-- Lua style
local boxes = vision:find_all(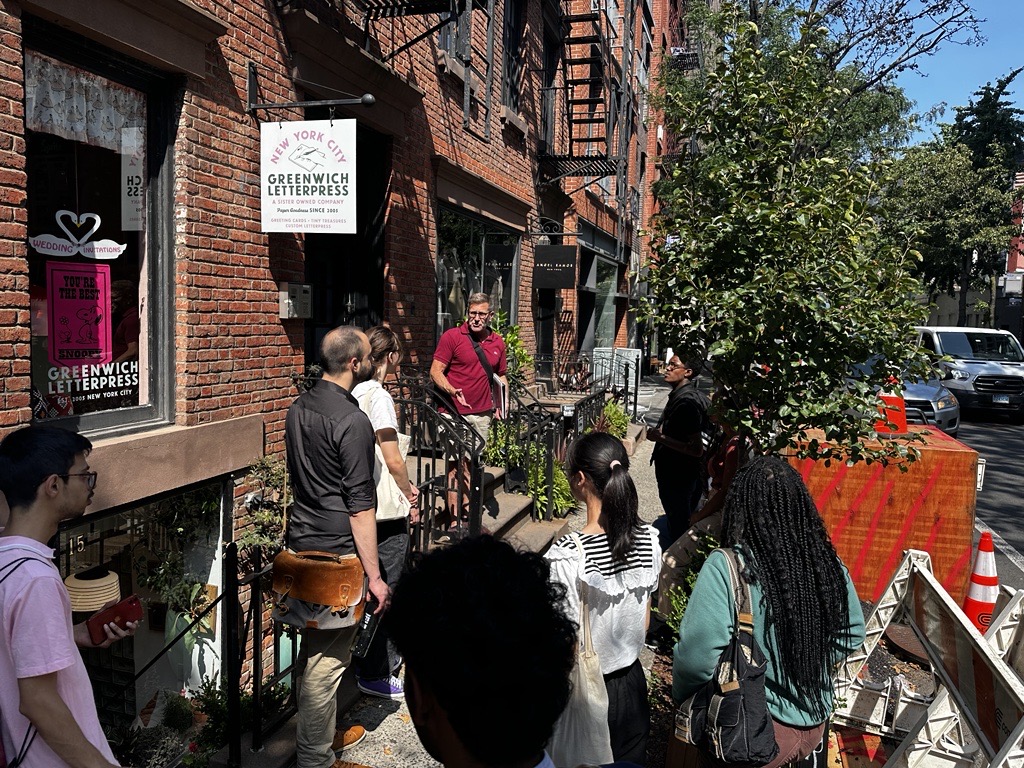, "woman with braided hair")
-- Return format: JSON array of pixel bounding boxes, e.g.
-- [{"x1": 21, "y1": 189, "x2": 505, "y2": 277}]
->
[{"x1": 672, "y1": 455, "x2": 865, "y2": 767}]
